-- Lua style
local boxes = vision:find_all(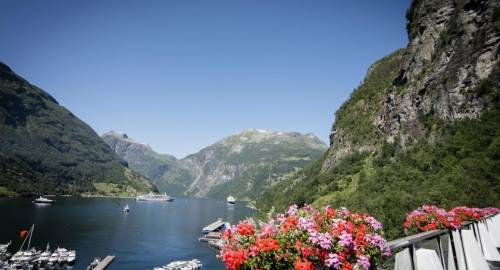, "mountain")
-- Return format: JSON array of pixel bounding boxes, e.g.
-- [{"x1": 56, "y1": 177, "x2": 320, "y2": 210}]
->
[
  {"x1": 257, "y1": 0, "x2": 500, "y2": 238},
  {"x1": 103, "y1": 129, "x2": 328, "y2": 200},
  {"x1": 0, "y1": 62, "x2": 155, "y2": 197},
  {"x1": 101, "y1": 131, "x2": 193, "y2": 195}
]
